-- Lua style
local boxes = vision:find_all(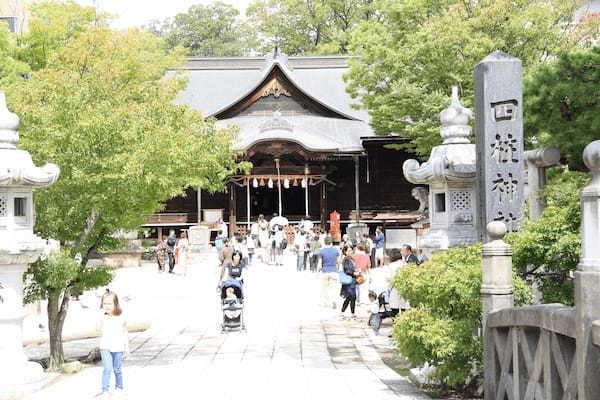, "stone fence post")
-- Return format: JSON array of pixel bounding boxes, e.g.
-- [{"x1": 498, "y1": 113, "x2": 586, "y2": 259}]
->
[
  {"x1": 481, "y1": 221, "x2": 514, "y2": 400},
  {"x1": 575, "y1": 140, "x2": 600, "y2": 400},
  {"x1": 524, "y1": 147, "x2": 561, "y2": 221}
]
